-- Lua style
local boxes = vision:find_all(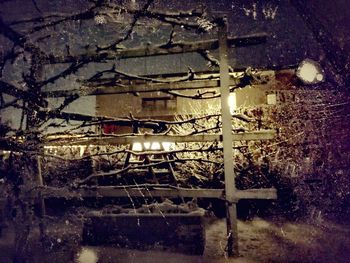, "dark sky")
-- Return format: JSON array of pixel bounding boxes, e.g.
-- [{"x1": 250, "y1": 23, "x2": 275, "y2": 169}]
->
[
  {"x1": 0, "y1": 0, "x2": 349, "y2": 78},
  {"x1": 1, "y1": 0, "x2": 349, "y2": 127},
  {"x1": 304, "y1": 0, "x2": 350, "y2": 51}
]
